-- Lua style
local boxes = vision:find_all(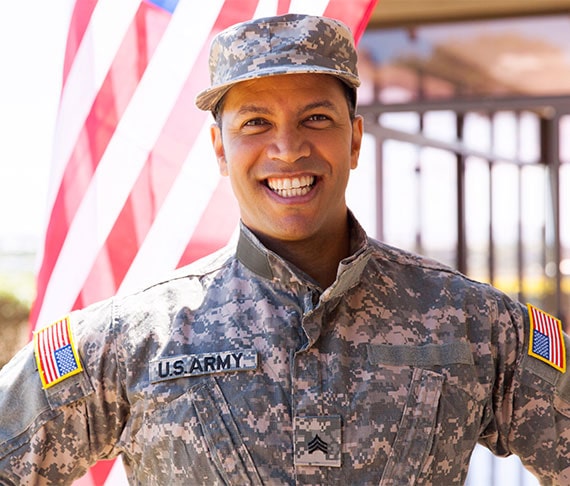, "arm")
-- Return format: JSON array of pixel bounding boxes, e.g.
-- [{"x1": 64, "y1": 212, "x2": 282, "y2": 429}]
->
[
  {"x1": 0, "y1": 299, "x2": 128, "y2": 484},
  {"x1": 480, "y1": 296, "x2": 570, "y2": 485}
]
